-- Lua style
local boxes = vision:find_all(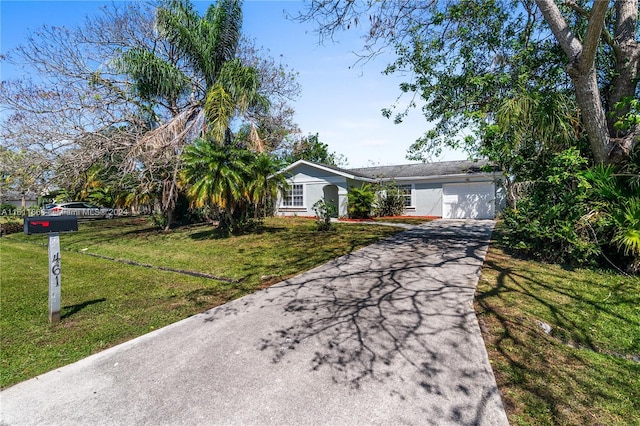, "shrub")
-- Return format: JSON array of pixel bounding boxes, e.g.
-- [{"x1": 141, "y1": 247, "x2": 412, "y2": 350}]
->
[
  {"x1": 501, "y1": 147, "x2": 640, "y2": 272},
  {"x1": 313, "y1": 199, "x2": 336, "y2": 231},
  {"x1": 500, "y1": 148, "x2": 599, "y2": 266},
  {"x1": 1, "y1": 221, "x2": 23, "y2": 236},
  {"x1": 150, "y1": 213, "x2": 169, "y2": 230},
  {"x1": 374, "y1": 183, "x2": 405, "y2": 217},
  {"x1": 1, "y1": 203, "x2": 17, "y2": 214},
  {"x1": 347, "y1": 185, "x2": 375, "y2": 219},
  {"x1": 610, "y1": 198, "x2": 640, "y2": 273}
]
